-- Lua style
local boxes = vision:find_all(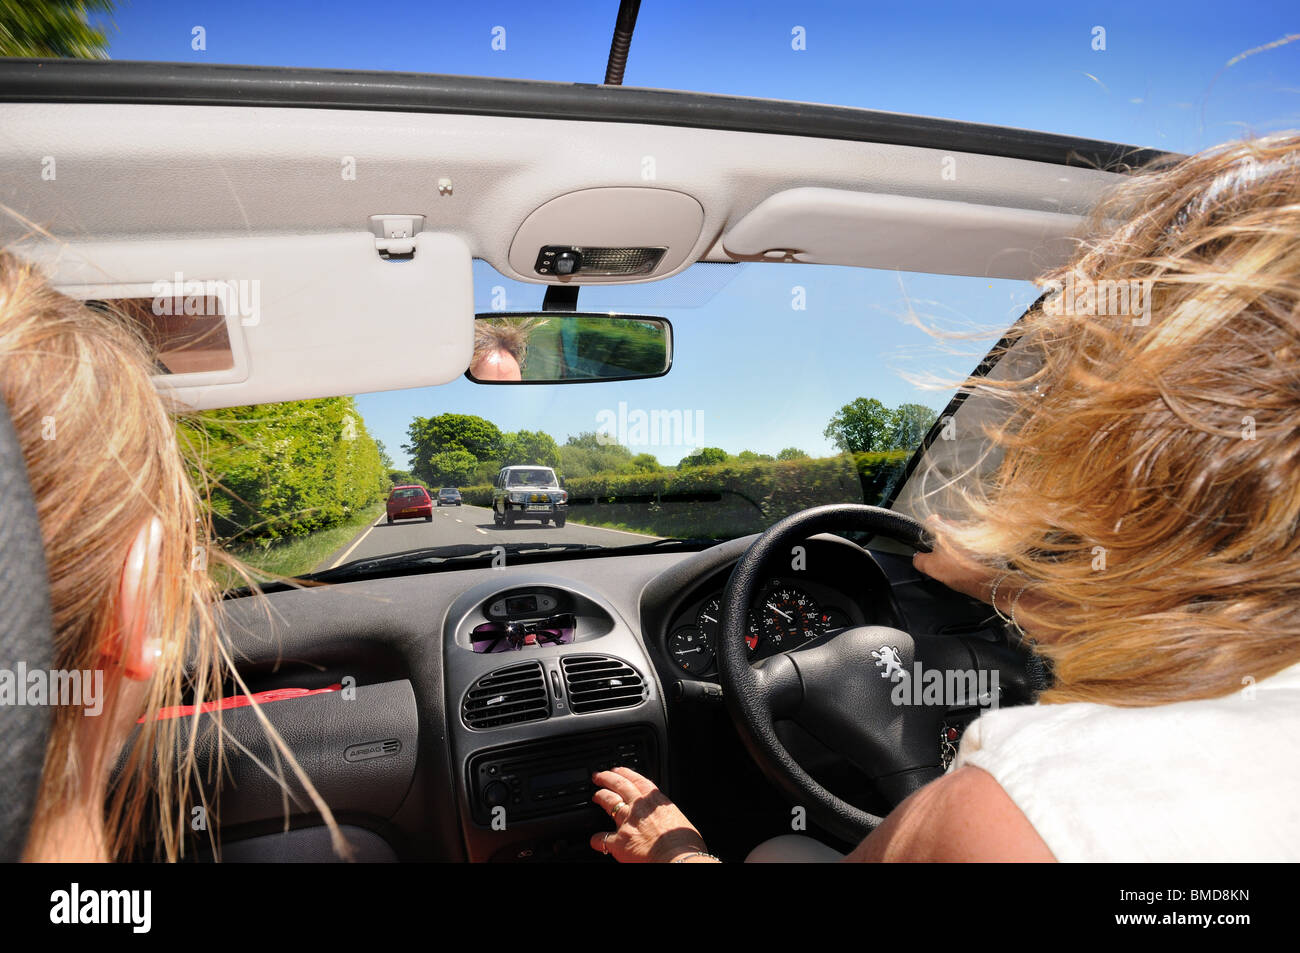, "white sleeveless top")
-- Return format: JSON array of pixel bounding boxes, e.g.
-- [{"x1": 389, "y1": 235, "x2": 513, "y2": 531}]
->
[{"x1": 951, "y1": 661, "x2": 1300, "y2": 861}]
